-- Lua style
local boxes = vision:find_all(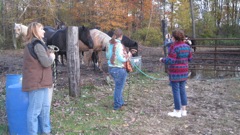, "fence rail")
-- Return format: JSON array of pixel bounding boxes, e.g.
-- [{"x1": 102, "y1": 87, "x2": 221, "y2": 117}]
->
[{"x1": 189, "y1": 38, "x2": 240, "y2": 77}]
